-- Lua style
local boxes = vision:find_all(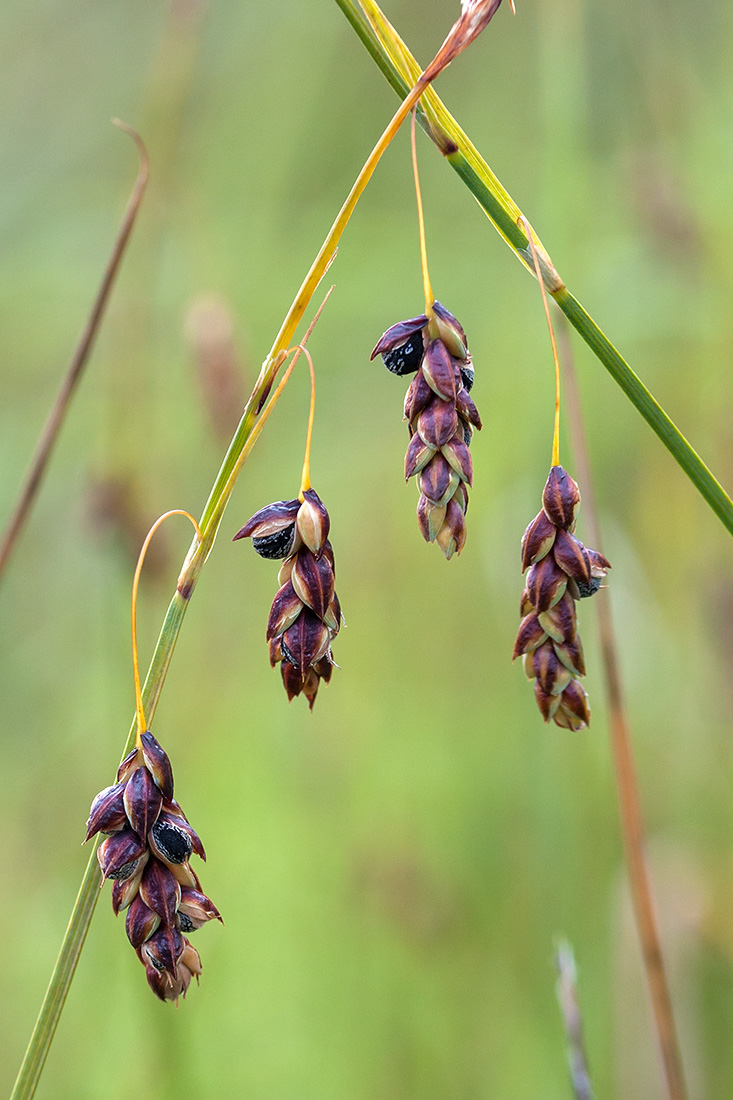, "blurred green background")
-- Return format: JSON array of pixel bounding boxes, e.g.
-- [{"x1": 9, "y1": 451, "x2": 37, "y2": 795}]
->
[{"x1": 1, "y1": 1, "x2": 732, "y2": 1097}]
